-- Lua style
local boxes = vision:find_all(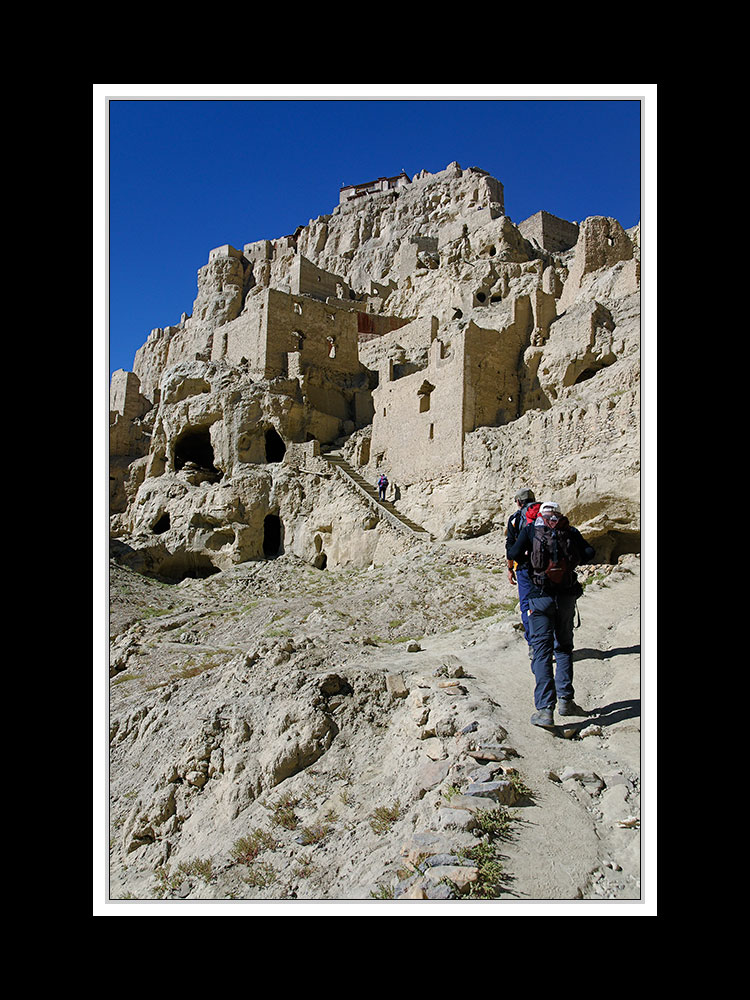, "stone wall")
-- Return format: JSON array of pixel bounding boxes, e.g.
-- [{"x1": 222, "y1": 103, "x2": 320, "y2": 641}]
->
[
  {"x1": 292, "y1": 255, "x2": 351, "y2": 302},
  {"x1": 518, "y1": 211, "x2": 579, "y2": 253},
  {"x1": 210, "y1": 288, "x2": 362, "y2": 380},
  {"x1": 370, "y1": 337, "x2": 466, "y2": 482},
  {"x1": 265, "y1": 289, "x2": 360, "y2": 379}
]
